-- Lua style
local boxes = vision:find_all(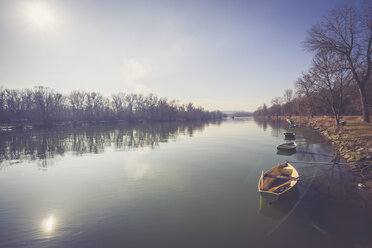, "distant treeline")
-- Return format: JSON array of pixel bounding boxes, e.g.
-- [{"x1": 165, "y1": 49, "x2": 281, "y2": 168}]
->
[
  {"x1": 0, "y1": 86, "x2": 225, "y2": 126},
  {"x1": 254, "y1": 2, "x2": 372, "y2": 125},
  {"x1": 230, "y1": 112, "x2": 253, "y2": 117}
]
